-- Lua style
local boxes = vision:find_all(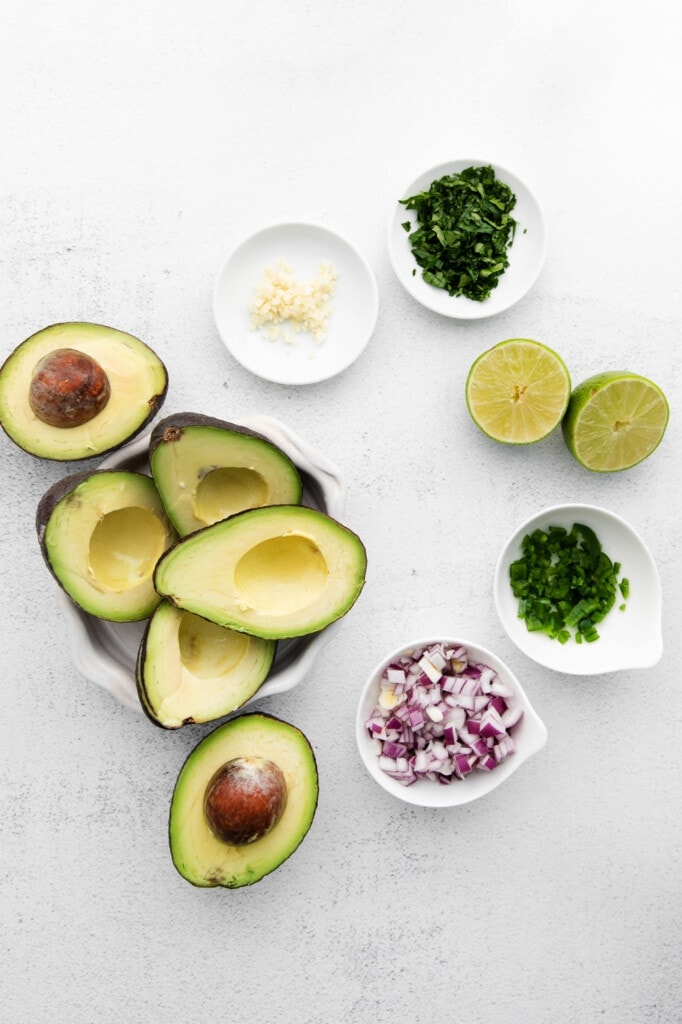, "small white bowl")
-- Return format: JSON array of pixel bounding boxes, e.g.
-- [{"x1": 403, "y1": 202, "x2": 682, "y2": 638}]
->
[
  {"x1": 388, "y1": 158, "x2": 546, "y2": 319},
  {"x1": 213, "y1": 222, "x2": 379, "y2": 385},
  {"x1": 54, "y1": 414, "x2": 348, "y2": 713},
  {"x1": 494, "y1": 504, "x2": 663, "y2": 675},
  {"x1": 356, "y1": 636, "x2": 547, "y2": 808}
]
